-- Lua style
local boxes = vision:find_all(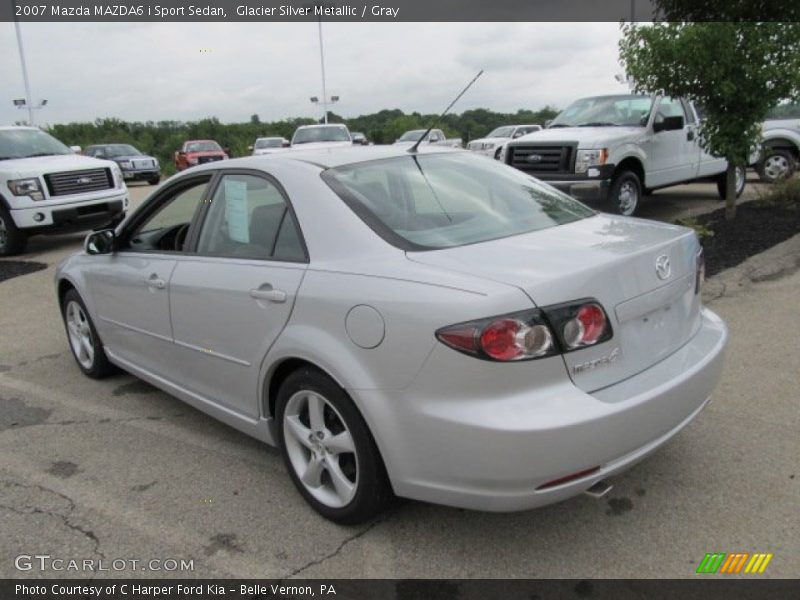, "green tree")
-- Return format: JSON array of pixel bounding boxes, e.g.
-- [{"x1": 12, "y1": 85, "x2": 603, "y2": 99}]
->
[{"x1": 620, "y1": 19, "x2": 800, "y2": 218}]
